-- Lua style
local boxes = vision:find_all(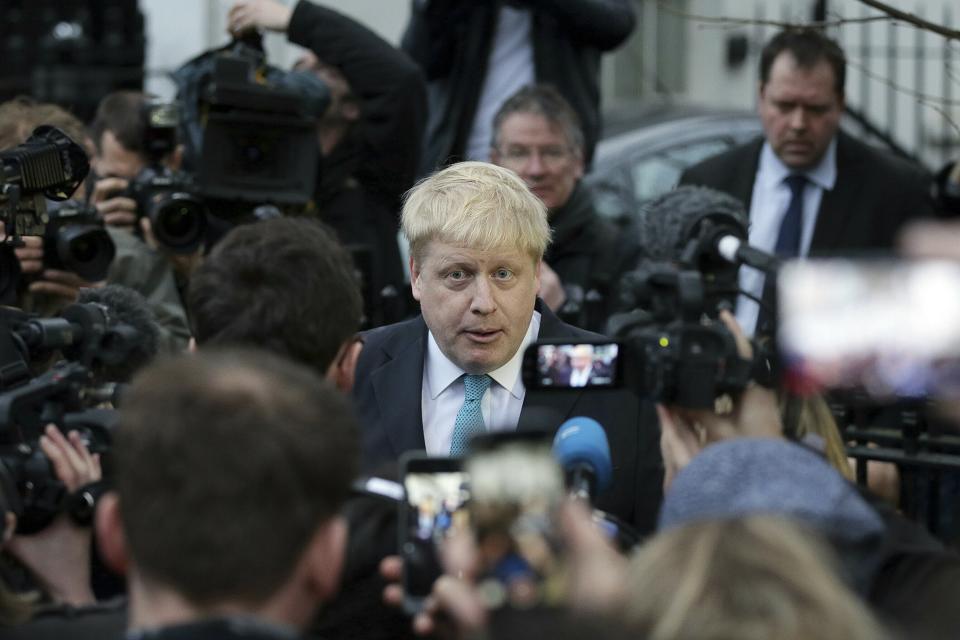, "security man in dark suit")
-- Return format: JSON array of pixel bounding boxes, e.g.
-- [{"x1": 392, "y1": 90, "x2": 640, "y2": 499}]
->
[
  {"x1": 680, "y1": 28, "x2": 934, "y2": 337},
  {"x1": 352, "y1": 161, "x2": 662, "y2": 534}
]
